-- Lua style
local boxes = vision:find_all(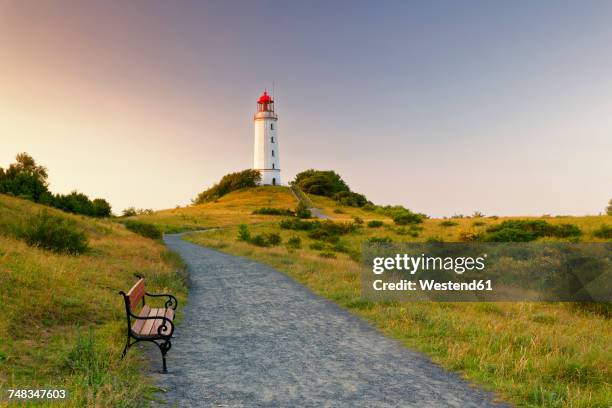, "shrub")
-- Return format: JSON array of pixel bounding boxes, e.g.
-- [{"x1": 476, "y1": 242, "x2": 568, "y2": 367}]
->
[
  {"x1": 293, "y1": 169, "x2": 349, "y2": 197},
  {"x1": 295, "y1": 201, "x2": 312, "y2": 219},
  {"x1": 280, "y1": 218, "x2": 319, "y2": 231},
  {"x1": 368, "y1": 237, "x2": 393, "y2": 244},
  {"x1": 193, "y1": 169, "x2": 261, "y2": 203},
  {"x1": 287, "y1": 236, "x2": 302, "y2": 249},
  {"x1": 440, "y1": 220, "x2": 459, "y2": 227},
  {"x1": 606, "y1": 199, "x2": 612, "y2": 216},
  {"x1": 593, "y1": 224, "x2": 612, "y2": 239},
  {"x1": 319, "y1": 251, "x2": 337, "y2": 259},
  {"x1": 307, "y1": 220, "x2": 356, "y2": 242},
  {"x1": 266, "y1": 233, "x2": 282, "y2": 246},
  {"x1": 309, "y1": 242, "x2": 324, "y2": 250},
  {"x1": 367, "y1": 220, "x2": 384, "y2": 228},
  {"x1": 482, "y1": 220, "x2": 582, "y2": 242},
  {"x1": 238, "y1": 224, "x2": 251, "y2": 241},
  {"x1": 333, "y1": 208, "x2": 345, "y2": 214},
  {"x1": 333, "y1": 191, "x2": 369, "y2": 207},
  {"x1": 553, "y1": 223, "x2": 582, "y2": 238},
  {"x1": 393, "y1": 212, "x2": 426, "y2": 225},
  {"x1": 426, "y1": 236, "x2": 444, "y2": 243},
  {"x1": 352, "y1": 216, "x2": 364, "y2": 225},
  {"x1": 21, "y1": 210, "x2": 88, "y2": 254},
  {"x1": 472, "y1": 221, "x2": 486, "y2": 227},
  {"x1": 252, "y1": 207, "x2": 295, "y2": 216},
  {"x1": 124, "y1": 220, "x2": 162, "y2": 240},
  {"x1": 459, "y1": 231, "x2": 482, "y2": 242},
  {"x1": 249, "y1": 235, "x2": 269, "y2": 247}
]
